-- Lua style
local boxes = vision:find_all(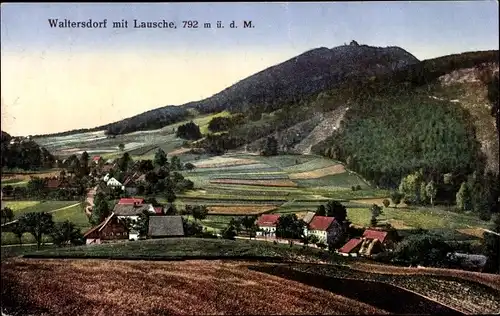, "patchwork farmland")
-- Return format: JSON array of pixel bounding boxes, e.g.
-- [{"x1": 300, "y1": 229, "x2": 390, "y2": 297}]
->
[{"x1": 169, "y1": 153, "x2": 491, "y2": 243}]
